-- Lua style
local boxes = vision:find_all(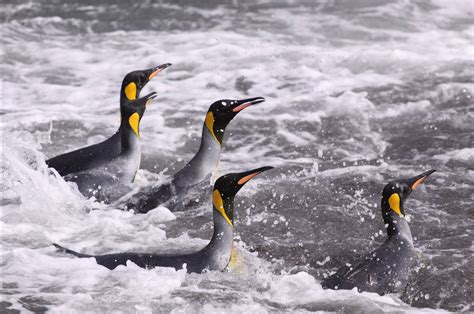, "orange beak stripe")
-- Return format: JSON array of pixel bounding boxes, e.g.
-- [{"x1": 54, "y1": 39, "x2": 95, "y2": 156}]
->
[
  {"x1": 411, "y1": 176, "x2": 427, "y2": 190},
  {"x1": 238, "y1": 172, "x2": 260, "y2": 185},
  {"x1": 148, "y1": 70, "x2": 159, "y2": 80},
  {"x1": 232, "y1": 102, "x2": 252, "y2": 113},
  {"x1": 145, "y1": 98, "x2": 154, "y2": 107}
]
